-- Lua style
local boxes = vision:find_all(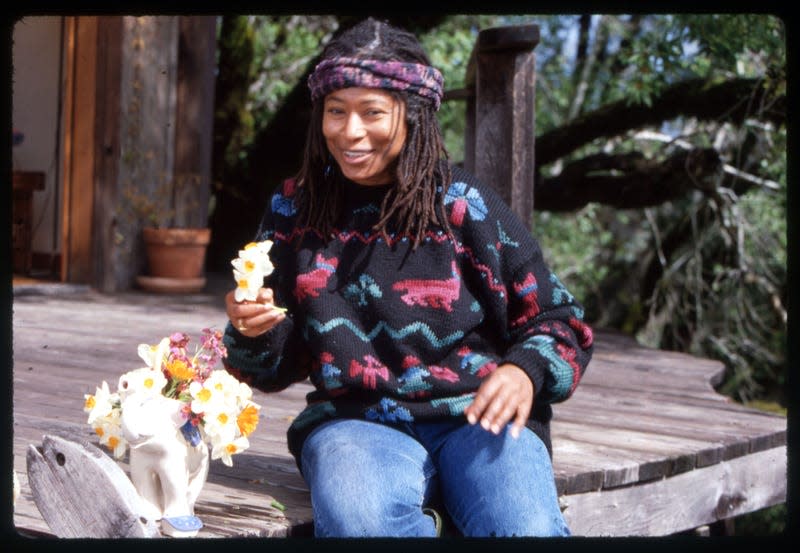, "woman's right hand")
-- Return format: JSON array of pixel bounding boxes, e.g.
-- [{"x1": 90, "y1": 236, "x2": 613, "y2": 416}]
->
[{"x1": 225, "y1": 287, "x2": 287, "y2": 337}]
